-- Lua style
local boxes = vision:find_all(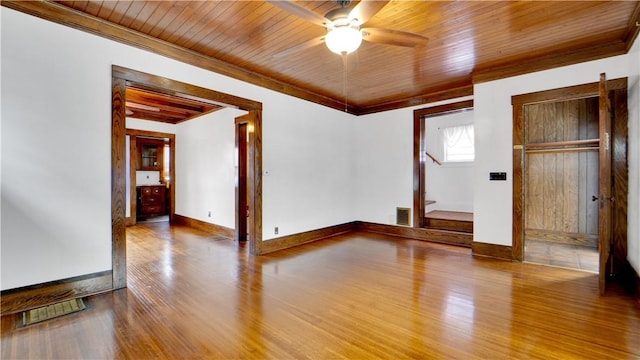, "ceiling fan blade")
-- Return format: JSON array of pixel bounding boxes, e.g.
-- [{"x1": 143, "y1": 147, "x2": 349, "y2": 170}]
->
[
  {"x1": 273, "y1": 36, "x2": 326, "y2": 59},
  {"x1": 349, "y1": 0, "x2": 389, "y2": 25},
  {"x1": 361, "y1": 27, "x2": 428, "y2": 47},
  {"x1": 267, "y1": 1, "x2": 330, "y2": 27}
]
